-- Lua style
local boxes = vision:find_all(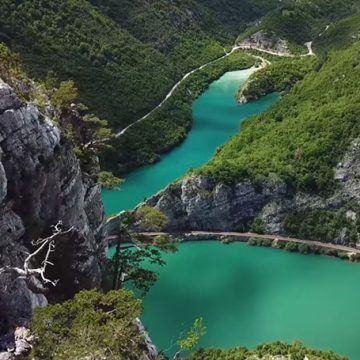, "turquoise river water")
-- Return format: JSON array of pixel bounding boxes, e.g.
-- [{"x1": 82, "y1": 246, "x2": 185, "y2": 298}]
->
[
  {"x1": 102, "y1": 68, "x2": 278, "y2": 214},
  {"x1": 102, "y1": 68, "x2": 360, "y2": 359}
]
